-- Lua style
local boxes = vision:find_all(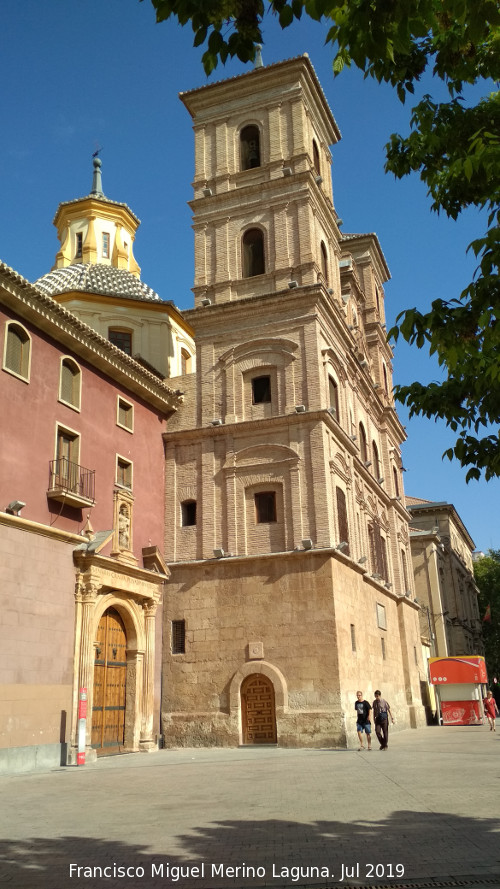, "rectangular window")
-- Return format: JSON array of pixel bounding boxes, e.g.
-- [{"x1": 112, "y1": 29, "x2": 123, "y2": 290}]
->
[
  {"x1": 414, "y1": 645, "x2": 418, "y2": 666},
  {"x1": 252, "y1": 375, "x2": 271, "y2": 404},
  {"x1": 109, "y1": 329, "x2": 132, "y2": 355},
  {"x1": 255, "y1": 491, "x2": 277, "y2": 523},
  {"x1": 350, "y1": 624, "x2": 356, "y2": 652},
  {"x1": 102, "y1": 232, "x2": 110, "y2": 259},
  {"x1": 116, "y1": 456, "x2": 132, "y2": 489},
  {"x1": 381, "y1": 637, "x2": 386, "y2": 660},
  {"x1": 171, "y1": 620, "x2": 186, "y2": 654},
  {"x1": 117, "y1": 397, "x2": 134, "y2": 431},
  {"x1": 75, "y1": 232, "x2": 83, "y2": 258},
  {"x1": 376, "y1": 603, "x2": 387, "y2": 630},
  {"x1": 181, "y1": 500, "x2": 197, "y2": 527},
  {"x1": 368, "y1": 520, "x2": 389, "y2": 580},
  {"x1": 336, "y1": 487, "x2": 350, "y2": 555},
  {"x1": 55, "y1": 426, "x2": 80, "y2": 489}
]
